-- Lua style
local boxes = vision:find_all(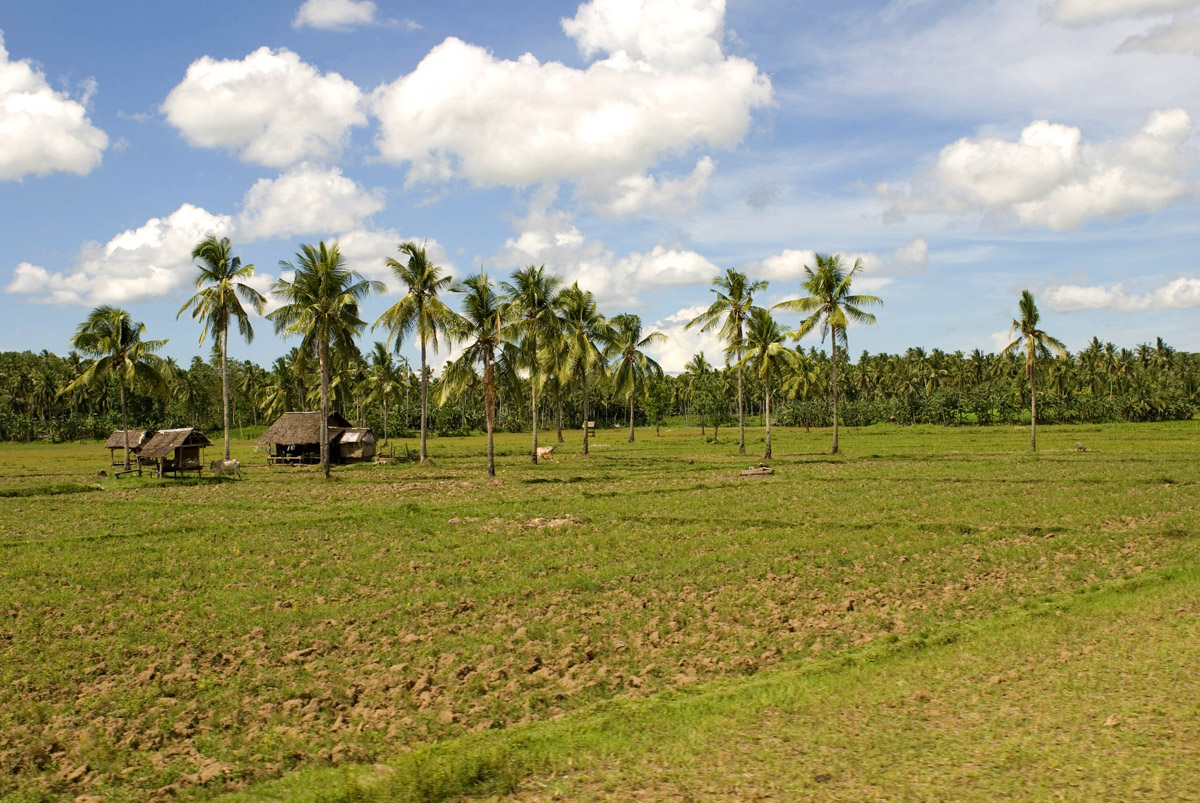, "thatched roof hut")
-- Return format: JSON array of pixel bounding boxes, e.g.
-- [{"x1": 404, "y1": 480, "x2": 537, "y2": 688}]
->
[
  {"x1": 140, "y1": 428, "x2": 213, "y2": 477},
  {"x1": 259, "y1": 411, "x2": 364, "y2": 464},
  {"x1": 104, "y1": 429, "x2": 152, "y2": 465}
]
